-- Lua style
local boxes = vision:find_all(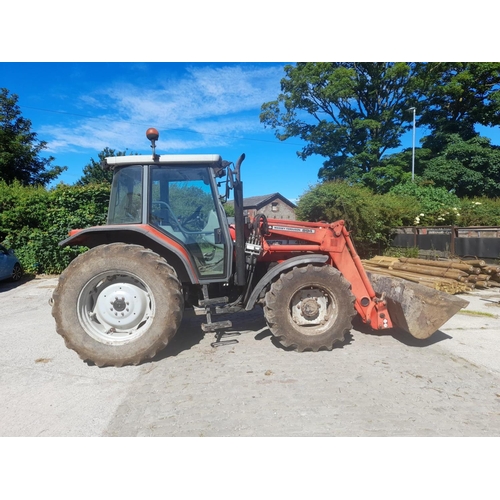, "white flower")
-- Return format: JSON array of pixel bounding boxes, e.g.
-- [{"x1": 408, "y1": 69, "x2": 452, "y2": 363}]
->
[
  {"x1": 420, "y1": 213, "x2": 425, "y2": 217},
  {"x1": 474, "y1": 202, "x2": 482, "y2": 205}
]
